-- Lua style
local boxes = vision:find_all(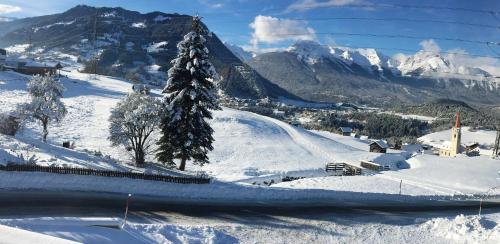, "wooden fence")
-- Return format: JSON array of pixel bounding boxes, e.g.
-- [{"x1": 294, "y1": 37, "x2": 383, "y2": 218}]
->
[
  {"x1": 0, "y1": 164, "x2": 210, "y2": 184},
  {"x1": 325, "y1": 162, "x2": 362, "y2": 176}
]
